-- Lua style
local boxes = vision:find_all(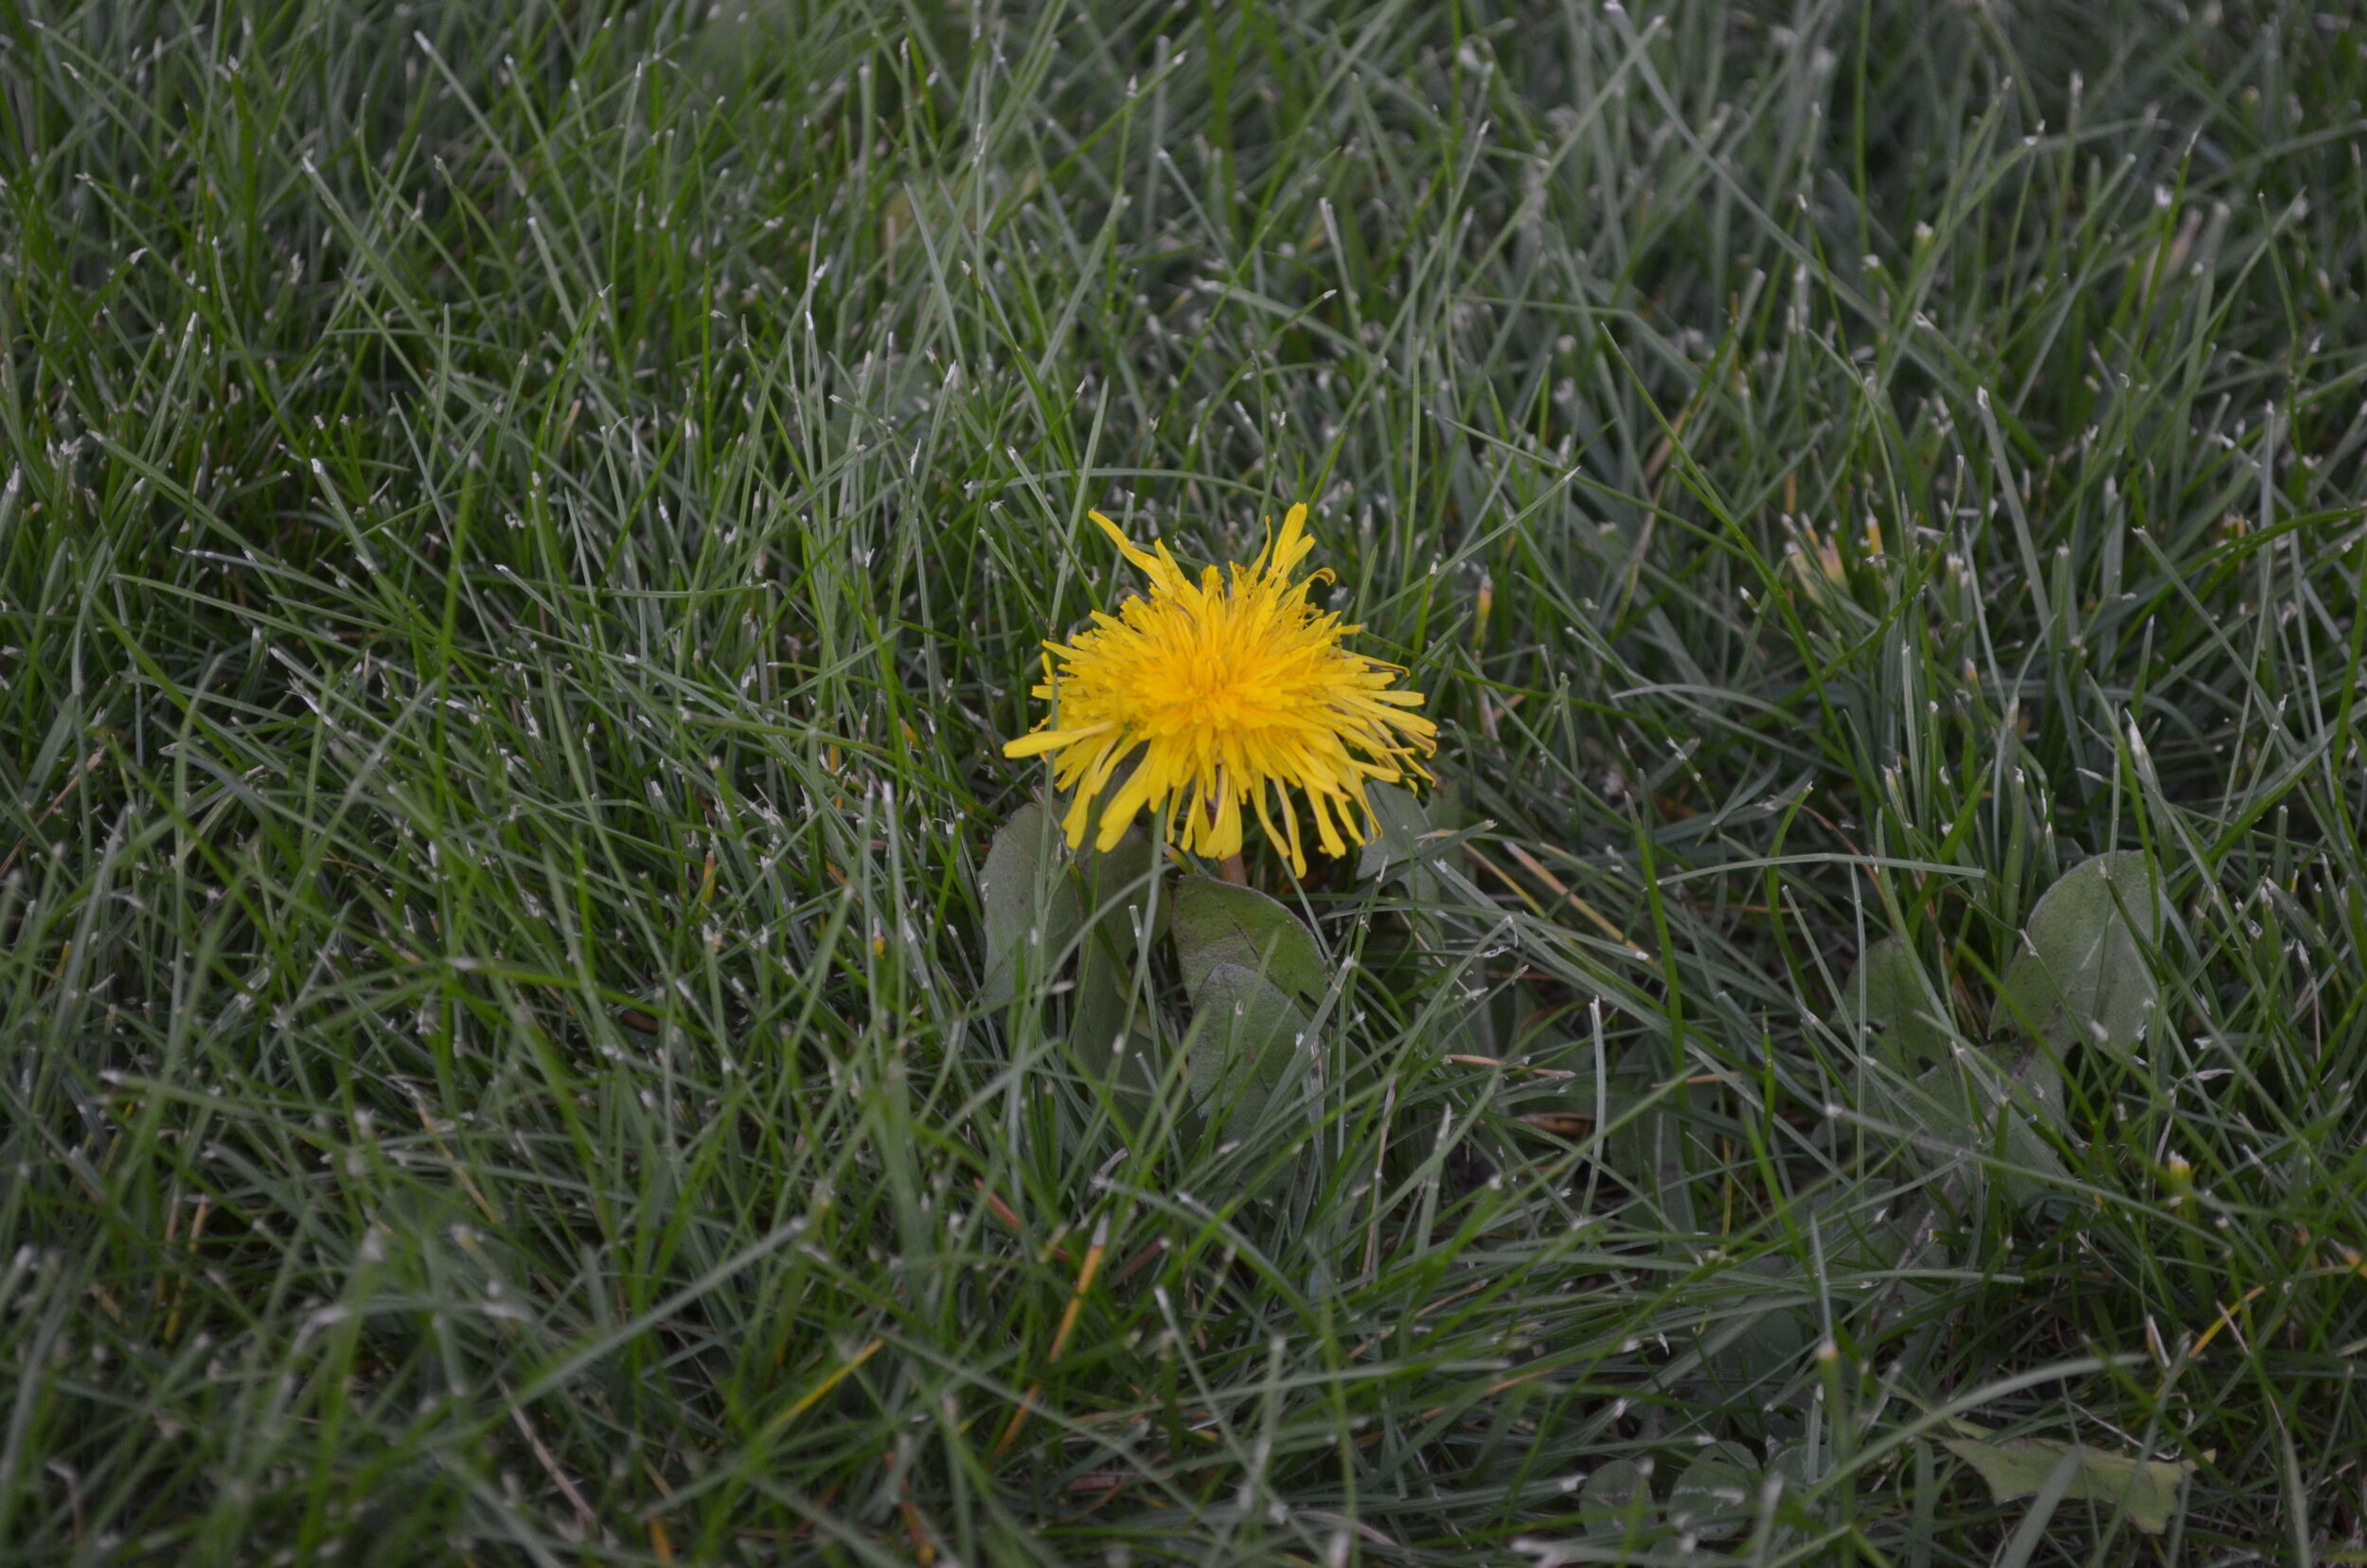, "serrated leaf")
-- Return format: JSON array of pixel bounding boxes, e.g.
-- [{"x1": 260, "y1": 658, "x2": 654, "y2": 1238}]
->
[
  {"x1": 1171, "y1": 877, "x2": 1327, "y2": 1007},
  {"x1": 1184, "y1": 961, "x2": 1312, "y2": 1151},
  {"x1": 1837, "y1": 935, "x2": 1953, "y2": 1074},
  {"x1": 1667, "y1": 1441, "x2": 1759, "y2": 1541},
  {"x1": 1993, "y1": 850, "x2": 2168, "y2": 1056},
  {"x1": 977, "y1": 804, "x2": 1082, "y2": 1009},
  {"x1": 1942, "y1": 1433, "x2": 2191, "y2": 1535}
]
